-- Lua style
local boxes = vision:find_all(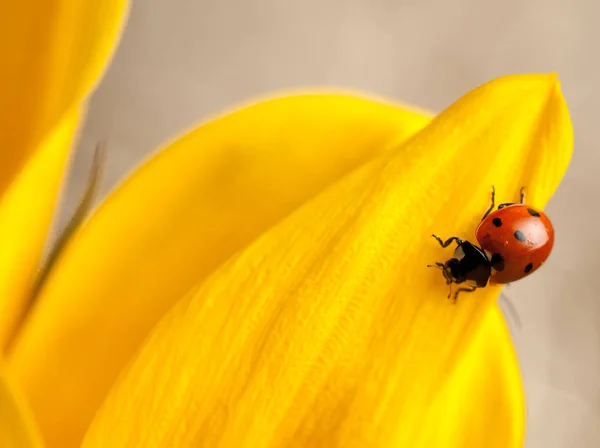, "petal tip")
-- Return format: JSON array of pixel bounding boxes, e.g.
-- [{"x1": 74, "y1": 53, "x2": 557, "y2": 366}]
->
[{"x1": 487, "y1": 72, "x2": 560, "y2": 93}]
